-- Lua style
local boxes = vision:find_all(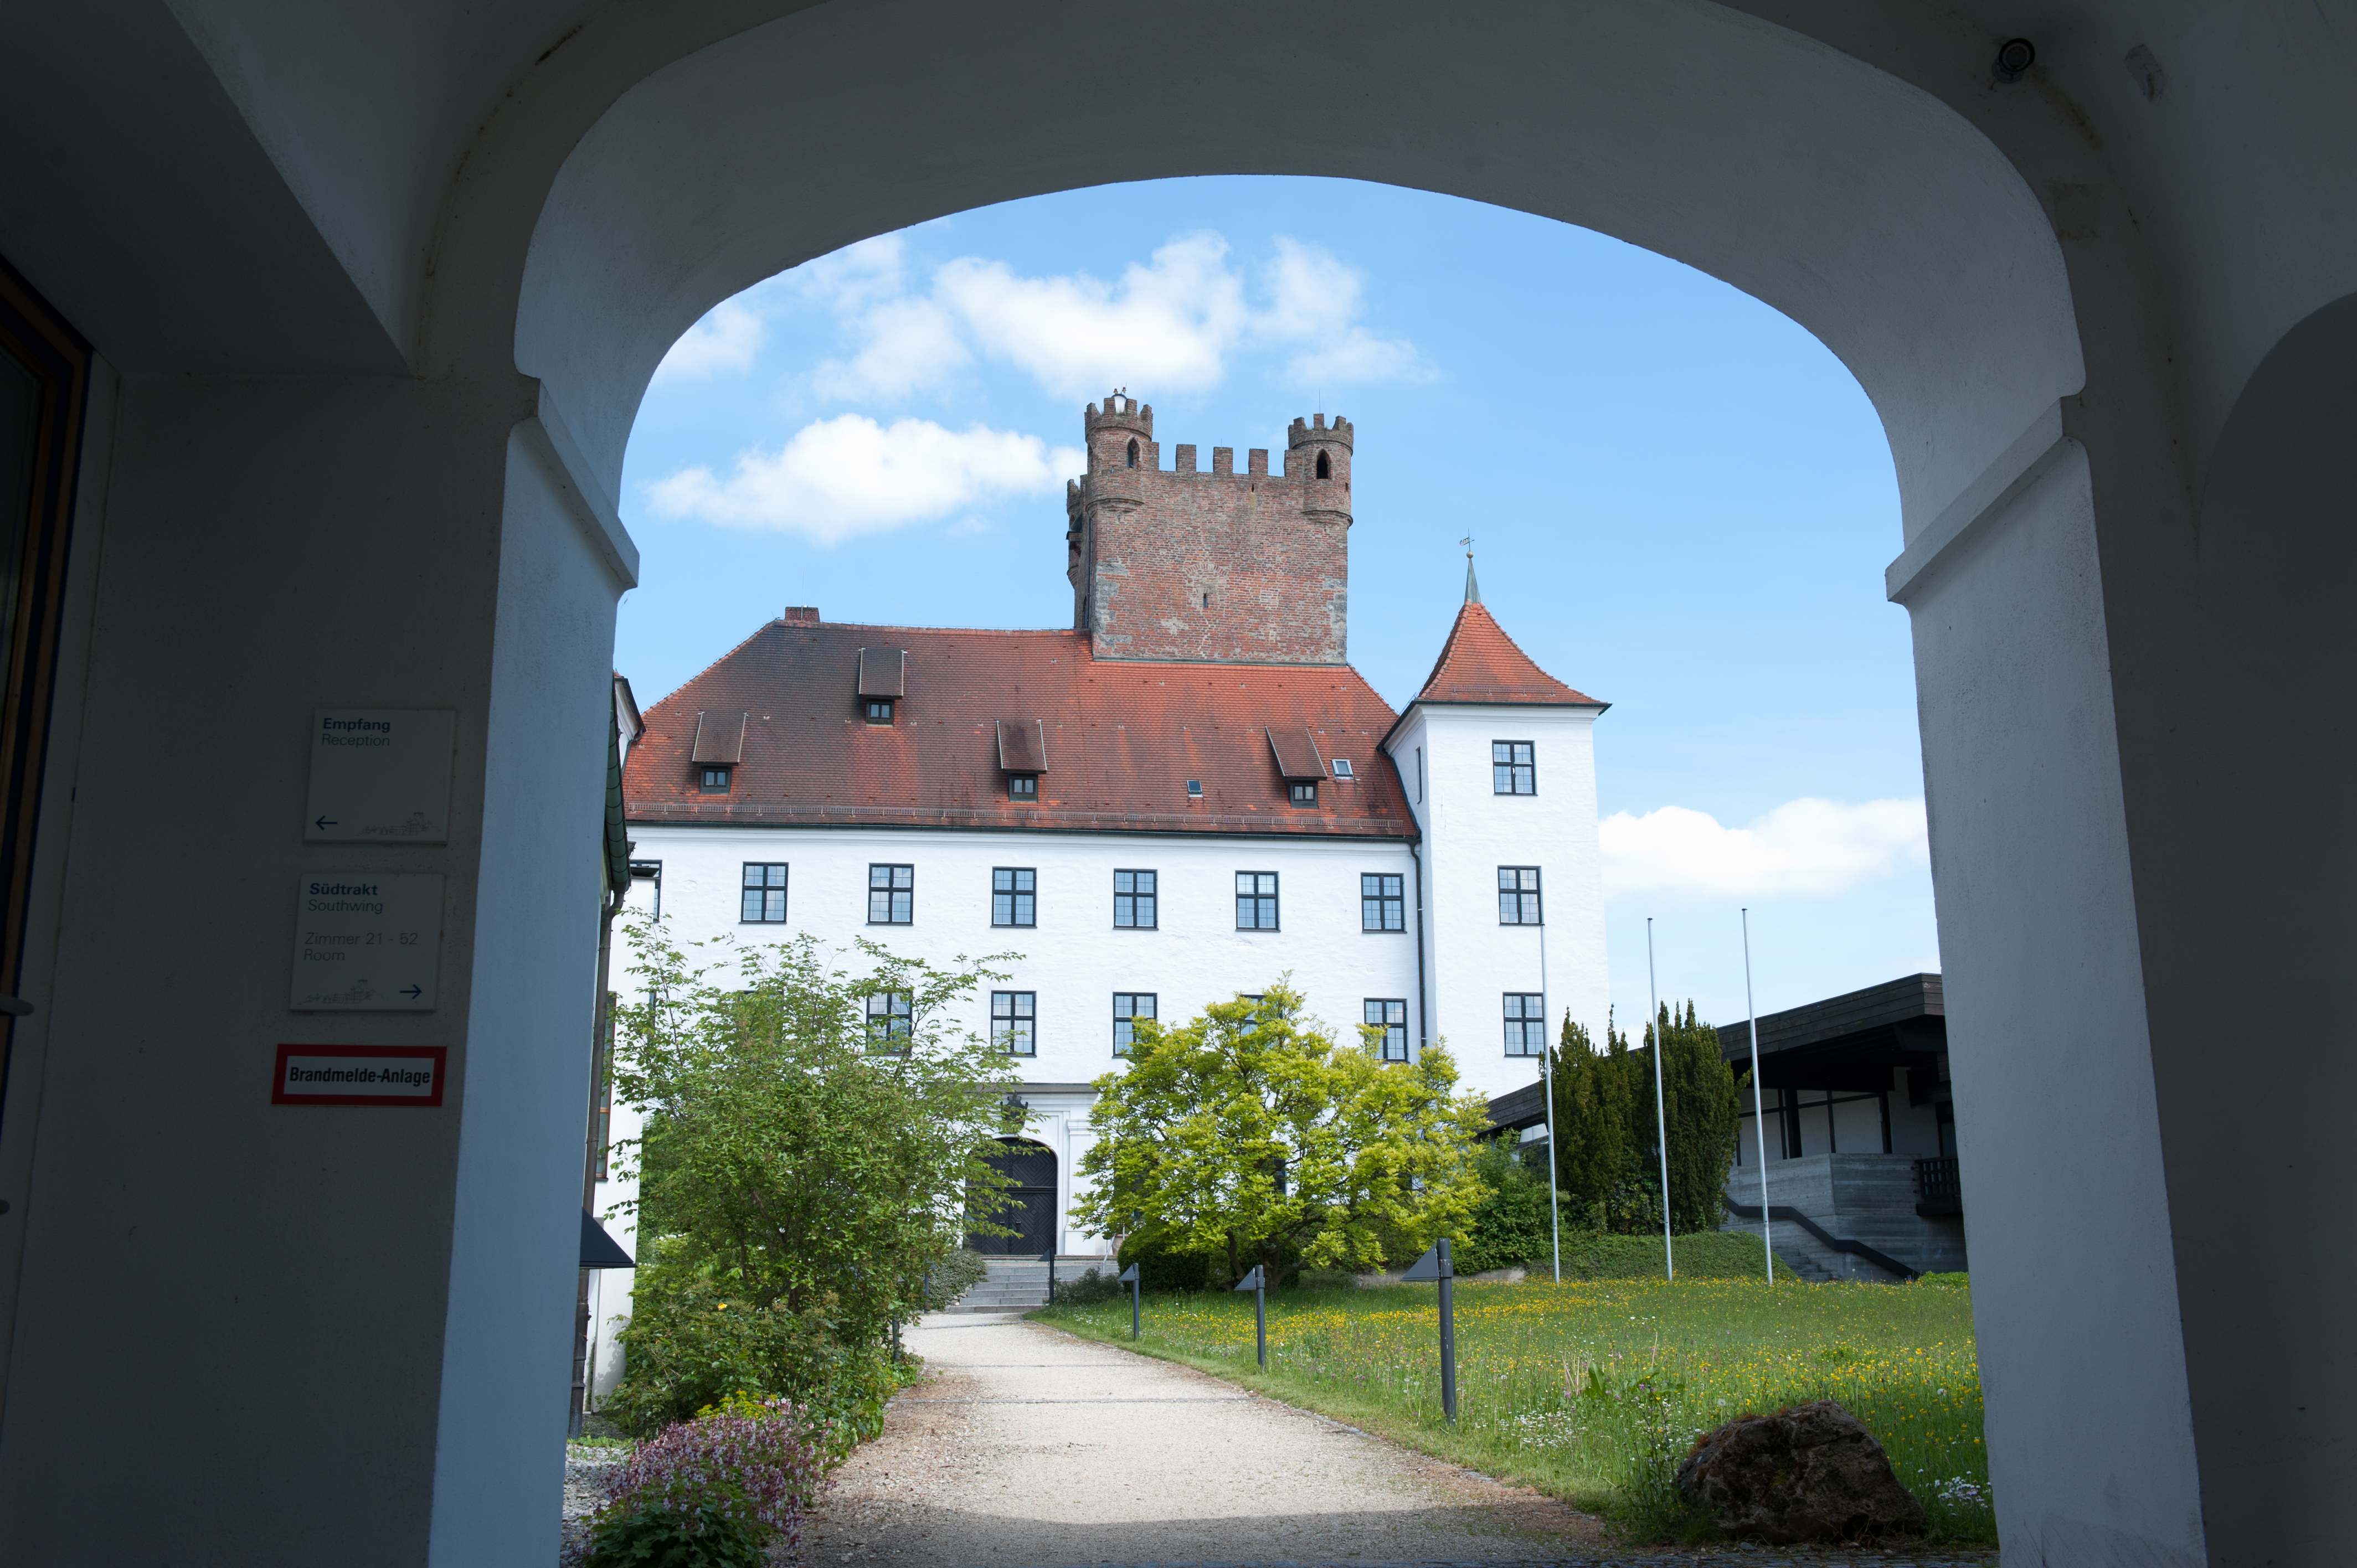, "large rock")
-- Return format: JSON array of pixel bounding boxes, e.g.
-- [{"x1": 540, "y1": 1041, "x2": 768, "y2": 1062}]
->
[{"x1": 1674, "y1": 1399, "x2": 1926, "y2": 1543}]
